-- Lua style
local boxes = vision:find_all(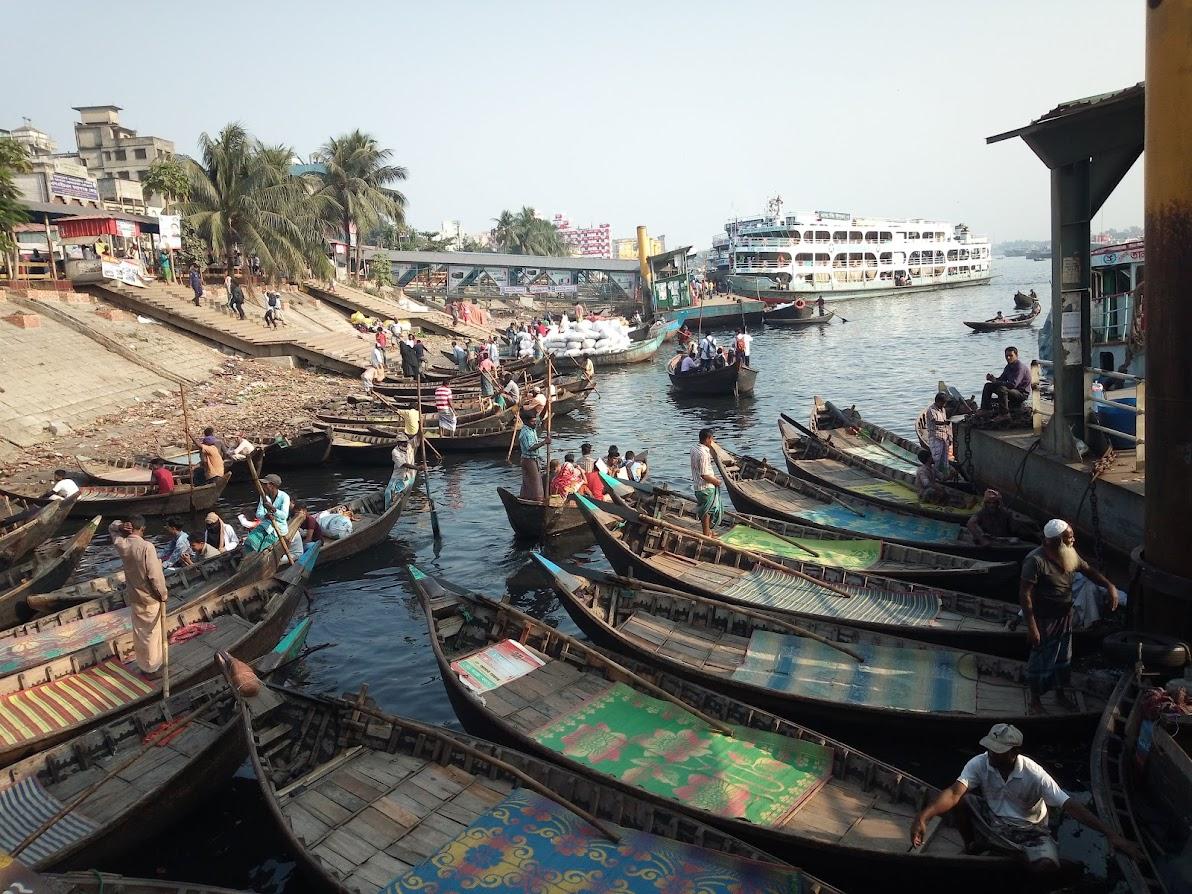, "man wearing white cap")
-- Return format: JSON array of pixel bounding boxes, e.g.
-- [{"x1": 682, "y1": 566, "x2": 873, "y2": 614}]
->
[
  {"x1": 911, "y1": 723, "x2": 1139, "y2": 870},
  {"x1": 1021, "y1": 519, "x2": 1118, "y2": 713}
]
